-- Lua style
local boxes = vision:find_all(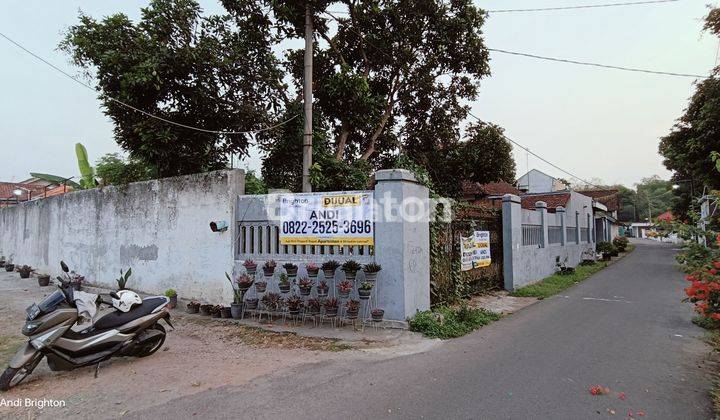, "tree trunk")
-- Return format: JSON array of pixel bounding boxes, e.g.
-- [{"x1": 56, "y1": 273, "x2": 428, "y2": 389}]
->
[{"x1": 335, "y1": 120, "x2": 351, "y2": 160}]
